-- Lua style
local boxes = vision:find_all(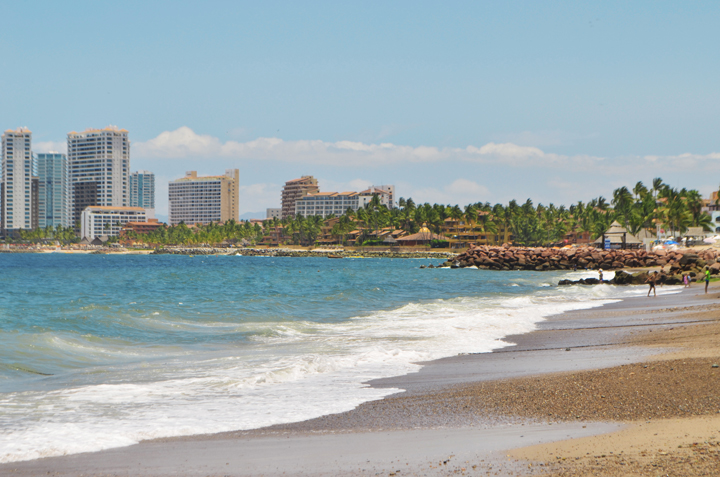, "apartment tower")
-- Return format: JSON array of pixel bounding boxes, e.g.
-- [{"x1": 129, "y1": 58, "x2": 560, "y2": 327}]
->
[
  {"x1": 1, "y1": 128, "x2": 35, "y2": 233},
  {"x1": 168, "y1": 169, "x2": 239, "y2": 226},
  {"x1": 129, "y1": 170, "x2": 155, "y2": 218},
  {"x1": 281, "y1": 175, "x2": 319, "y2": 219},
  {"x1": 68, "y1": 126, "x2": 130, "y2": 227},
  {"x1": 36, "y1": 153, "x2": 71, "y2": 228}
]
